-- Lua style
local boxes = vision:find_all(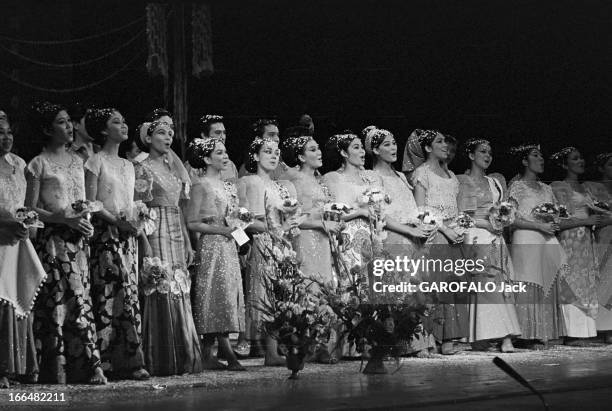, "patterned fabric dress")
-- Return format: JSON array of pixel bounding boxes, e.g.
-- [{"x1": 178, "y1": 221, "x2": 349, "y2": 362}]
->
[
  {"x1": 237, "y1": 174, "x2": 295, "y2": 340},
  {"x1": 289, "y1": 173, "x2": 334, "y2": 290},
  {"x1": 583, "y1": 181, "x2": 612, "y2": 330},
  {"x1": 134, "y1": 158, "x2": 202, "y2": 376},
  {"x1": 186, "y1": 178, "x2": 245, "y2": 335},
  {"x1": 551, "y1": 181, "x2": 598, "y2": 338},
  {"x1": 377, "y1": 169, "x2": 436, "y2": 353},
  {"x1": 411, "y1": 163, "x2": 468, "y2": 341},
  {"x1": 508, "y1": 180, "x2": 566, "y2": 340},
  {"x1": 457, "y1": 174, "x2": 521, "y2": 342},
  {"x1": 28, "y1": 150, "x2": 102, "y2": 383},
  {"x1": 0, "y1": 153, "x2": 44, "y2": 380},
  {"x1": 322, "y1": 170, "x2": 381, "y2": 287},
  {"x1": 85, "y1": 152, "x2": 145, "y2": 375}
]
